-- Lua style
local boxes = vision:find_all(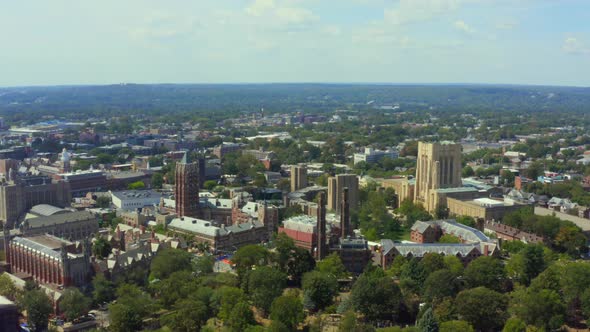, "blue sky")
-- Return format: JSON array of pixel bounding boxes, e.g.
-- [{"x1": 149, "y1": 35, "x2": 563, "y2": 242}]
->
[{"x1": 1, "y1": 0, "x2": 589, "y2": 86}]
